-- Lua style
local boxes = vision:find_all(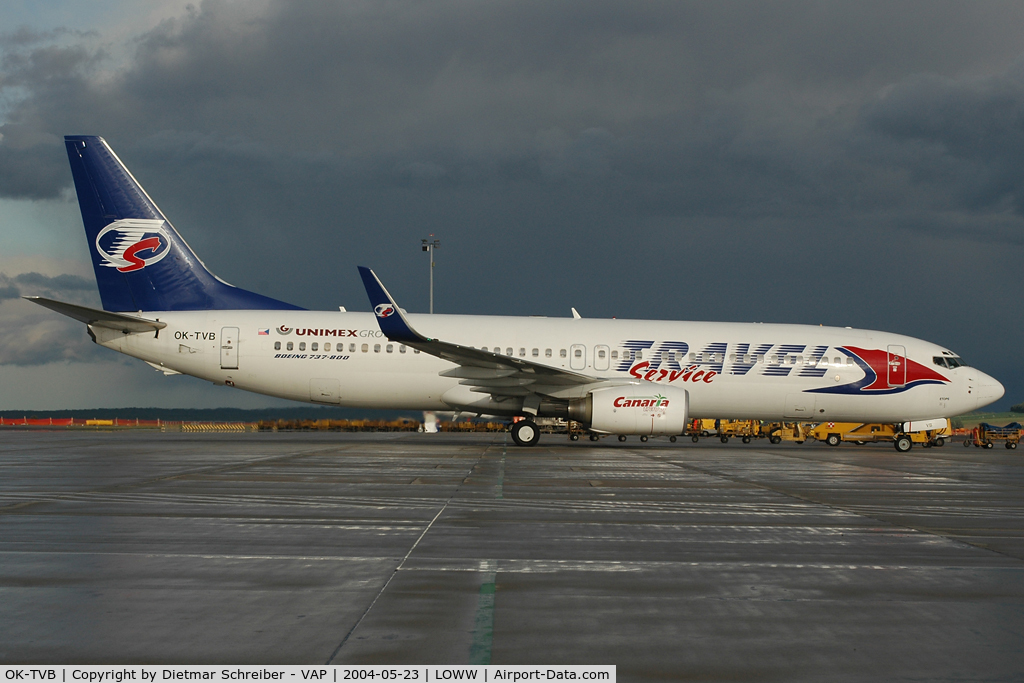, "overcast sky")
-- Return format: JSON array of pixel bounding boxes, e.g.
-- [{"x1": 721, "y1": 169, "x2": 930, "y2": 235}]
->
[{"x1": 2, "y1": 0, "x2": 1023, "y2": 410}]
